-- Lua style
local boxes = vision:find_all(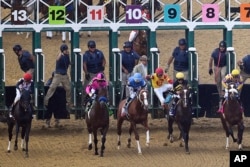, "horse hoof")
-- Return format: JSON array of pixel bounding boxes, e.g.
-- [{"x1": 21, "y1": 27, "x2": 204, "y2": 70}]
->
[
  {"x1": 145, "y1": 143, "x2": 150, "y2": 147},
  {"x1": 186, "y1": 151, "x2": 190, "y2": 154},
  {"x1": 95, "y1": 152, "x2": 98, "y2": 155},
  {"x1": 127, "y1": 144, "x2": 131, "y2": 148},
  {"x1": 117, "y1": 146, "x2": 120, "y2": 150},
  {"x1": 7, "y1": 150, "x2": 11, "y2": 153},
  {"x1": 14, "y1": 146, "x2": 18, "y2": 151},
  {"x1": 88, "y1": 144, "x2": 92, "y2": 150},
  {"x1": 22, "y1": 148, "x2": 26, "y2": 151},
  {"x1": 25, "y1": 153, "x2": 29, "y2": 158}
]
